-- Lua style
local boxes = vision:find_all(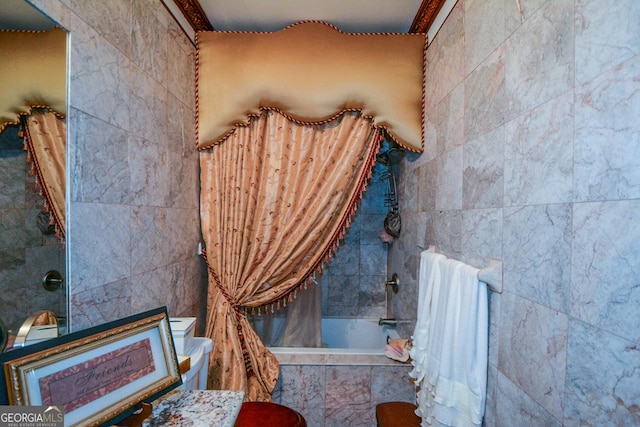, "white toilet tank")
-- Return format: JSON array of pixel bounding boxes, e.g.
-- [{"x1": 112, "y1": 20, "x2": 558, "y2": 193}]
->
[
  {"x1": 170, "y1": 317, "x2": 212, "y2": 391},
  {"x1": 181, "y1": 337, "x2": 213, "y2": 390}
]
